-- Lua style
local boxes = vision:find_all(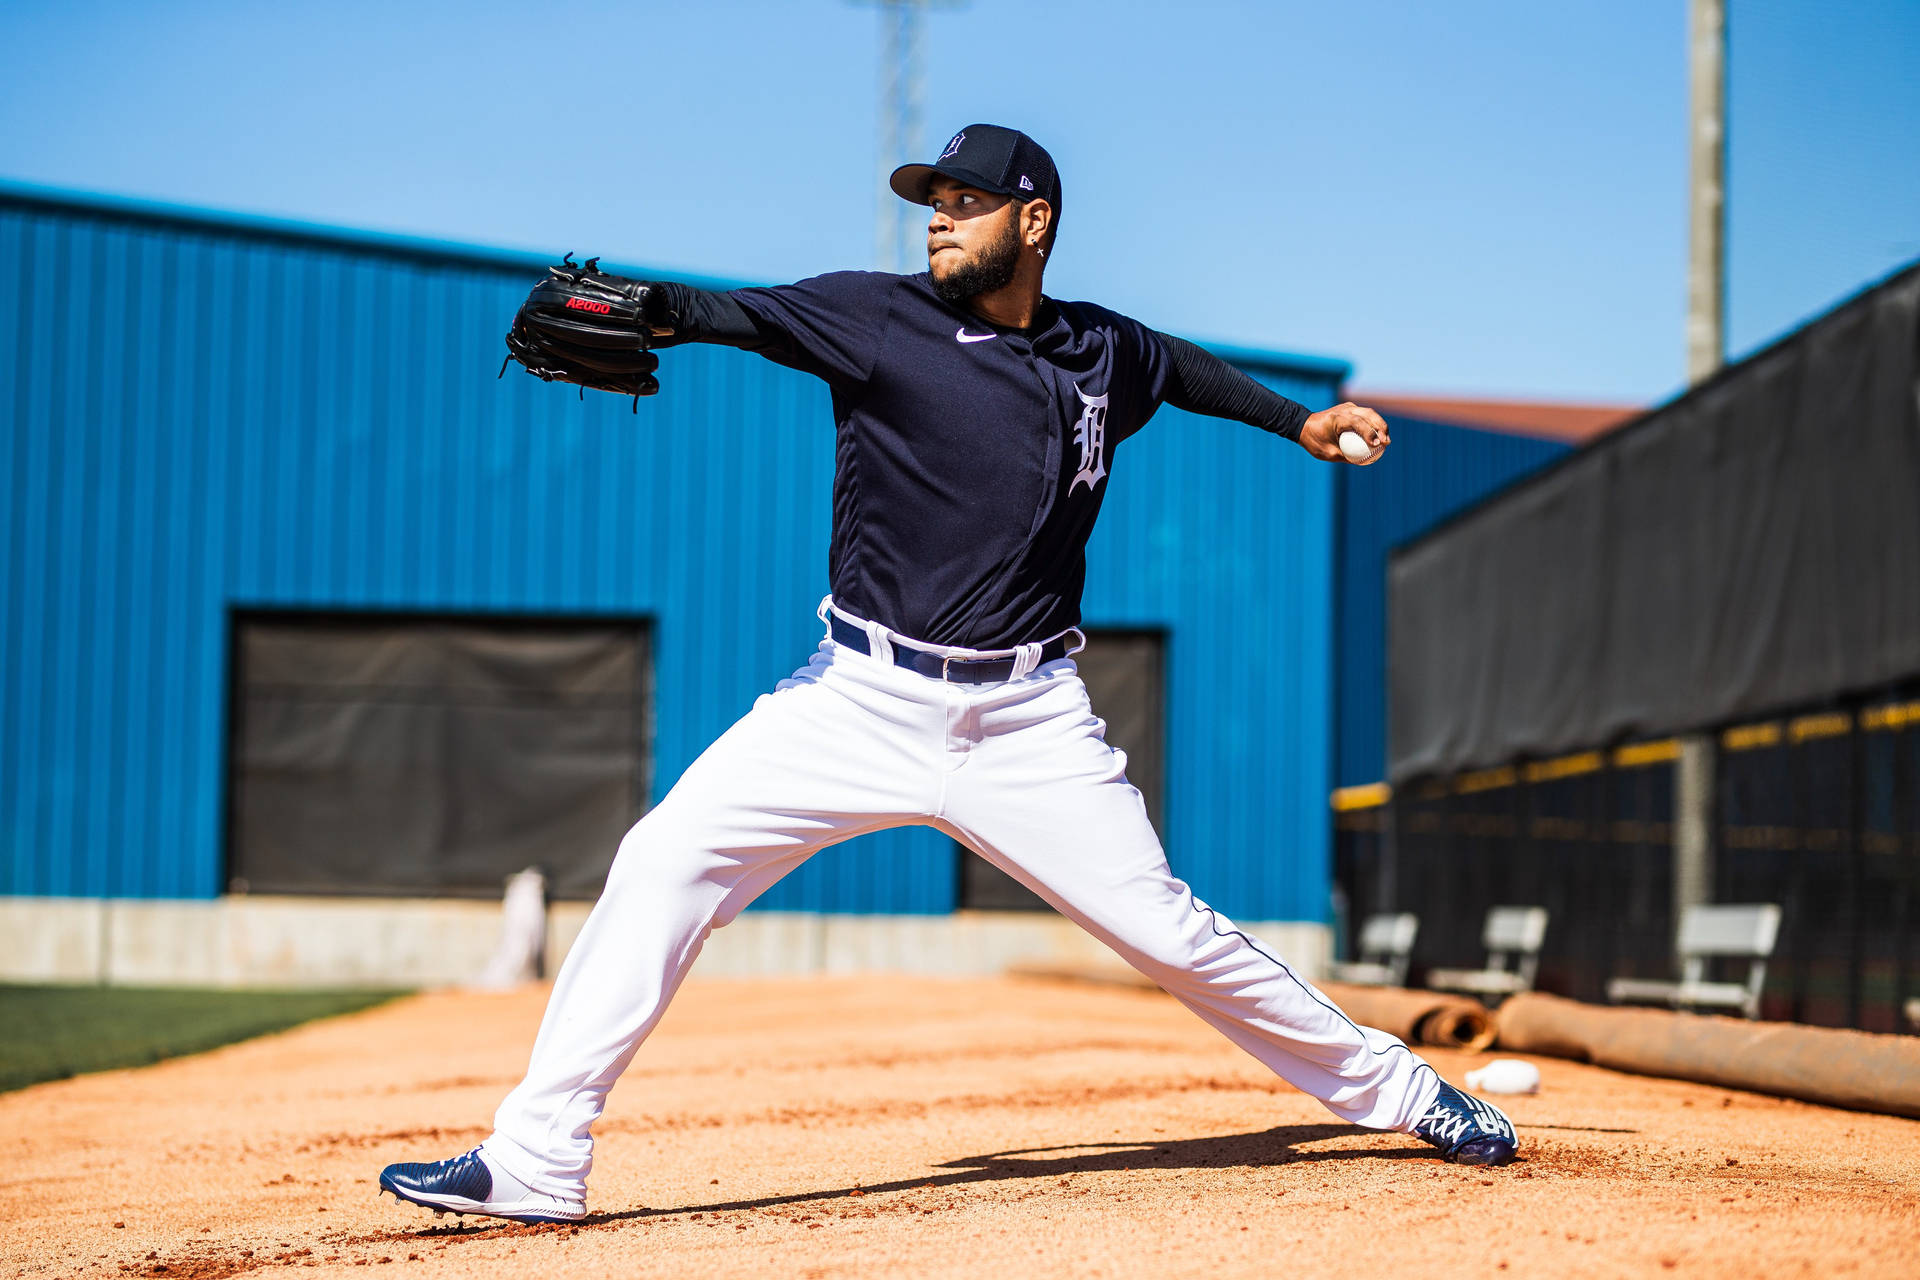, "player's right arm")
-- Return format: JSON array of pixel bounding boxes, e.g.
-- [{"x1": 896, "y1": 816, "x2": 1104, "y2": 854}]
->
[
  {"x1": 1156, "y1": 331, "x2": 1311, "y2": 442},
  {"x1": 1153, "y1": 330, "x2": 1390, "y2": 463}
]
